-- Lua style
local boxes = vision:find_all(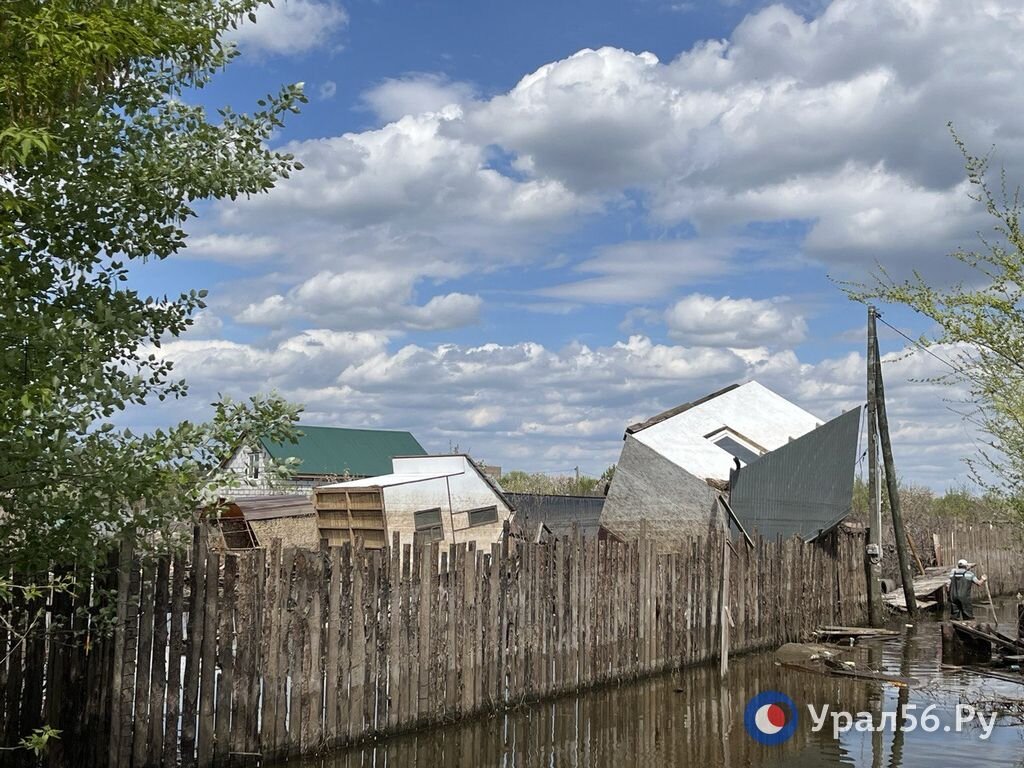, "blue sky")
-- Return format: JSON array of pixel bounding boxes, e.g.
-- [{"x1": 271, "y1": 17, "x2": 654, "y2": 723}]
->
[{"x1": 136, "y1": 0, "x2": 1024, "y2": 489}]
